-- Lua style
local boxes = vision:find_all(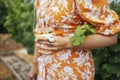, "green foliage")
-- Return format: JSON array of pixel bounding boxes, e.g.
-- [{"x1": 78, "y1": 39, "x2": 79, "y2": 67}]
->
[
  {"x1": 3, "y1": 0, "x2": 34, "y2": 53},
  {"x1": 70, "y1": 23, "x2": 96, "y2": 46},
  {"x1": 110, "y1": 1, "x2": 120, "y2": 19},
  {"x1": 93, "y1": 1, "x2": 120, "y2": 80},
  {"x1": 0, "y1": 0, "x2": 8, "y2": 33}
]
